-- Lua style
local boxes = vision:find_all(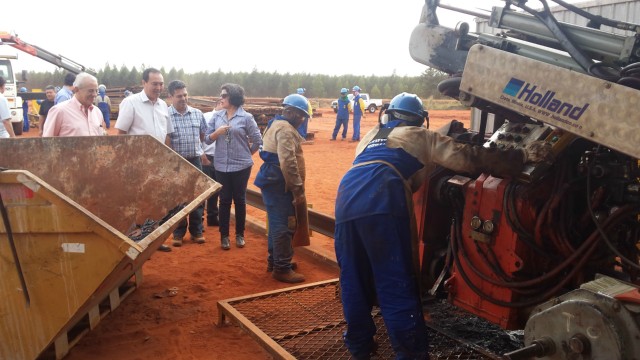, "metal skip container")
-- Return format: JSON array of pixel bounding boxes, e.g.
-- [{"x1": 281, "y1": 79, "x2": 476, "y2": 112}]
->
[{"x1": 0, "y1": 135, "x2": 220, "y2": 359}]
